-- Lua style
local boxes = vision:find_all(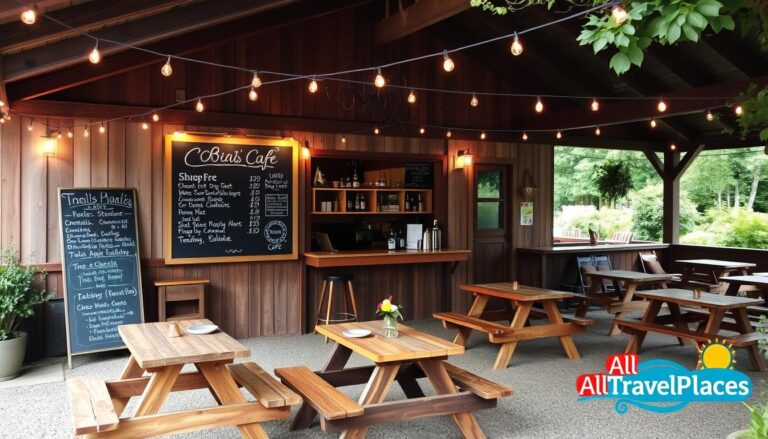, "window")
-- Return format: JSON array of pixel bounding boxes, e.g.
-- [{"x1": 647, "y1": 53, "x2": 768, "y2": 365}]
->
[{"x1": 476, "y1": 167, "x2": 504, "y2": 230}]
